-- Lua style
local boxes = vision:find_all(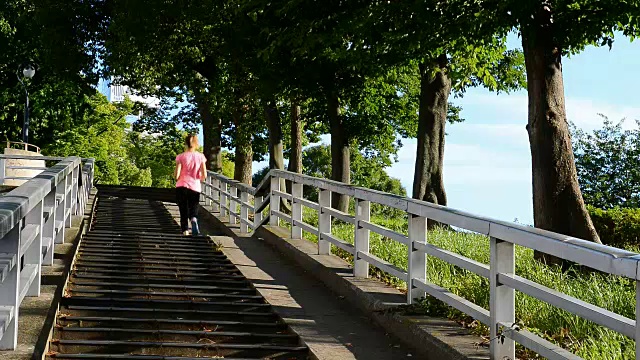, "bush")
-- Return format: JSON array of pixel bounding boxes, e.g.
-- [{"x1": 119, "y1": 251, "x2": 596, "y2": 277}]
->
[{"x1": 588, "y1": 206, "x2": 640, "y2": 248}]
